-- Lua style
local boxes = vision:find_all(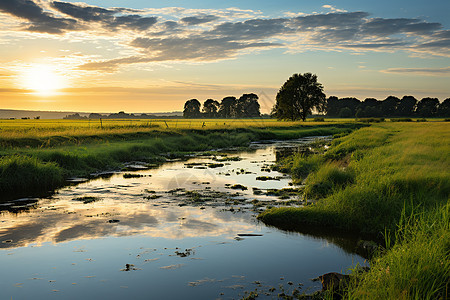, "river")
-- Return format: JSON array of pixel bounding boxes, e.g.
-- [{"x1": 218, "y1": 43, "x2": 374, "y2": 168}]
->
[{"x1": 0, "y1": 137, "x2": 367, "y2": 299}]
